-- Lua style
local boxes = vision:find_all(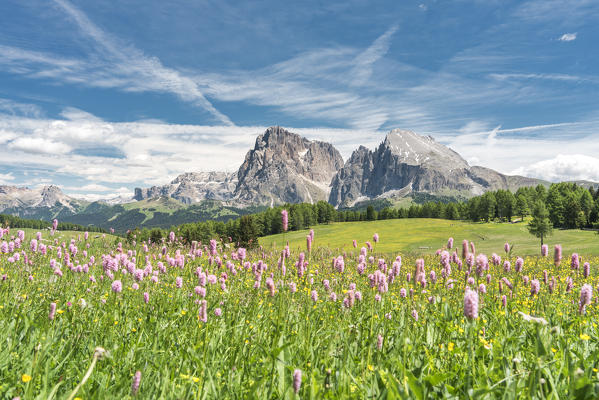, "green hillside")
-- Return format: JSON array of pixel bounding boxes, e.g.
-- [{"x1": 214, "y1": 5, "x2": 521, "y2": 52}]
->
[
  {"x1": 260, "y1": 218, "x2": 599, "y2": 256},
  {"x1": 56, "y1": 198, "x2": 266, "y2": 232}
]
